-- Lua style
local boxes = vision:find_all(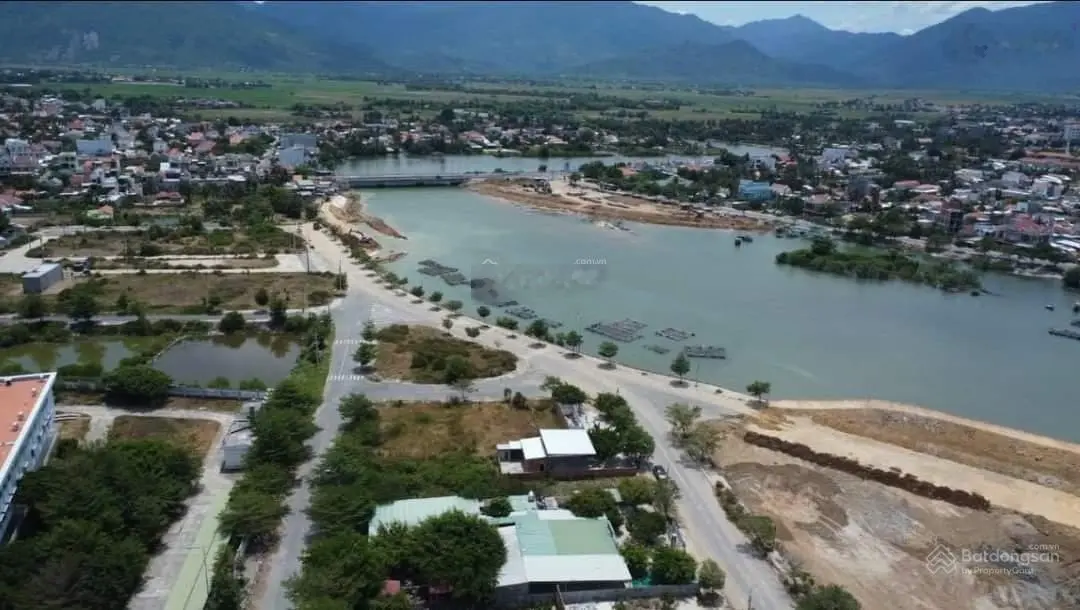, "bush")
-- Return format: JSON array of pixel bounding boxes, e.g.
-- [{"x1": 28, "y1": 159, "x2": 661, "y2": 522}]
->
[{"x1": 102, "y1": 365, "x2": 172, "y2": 406}]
